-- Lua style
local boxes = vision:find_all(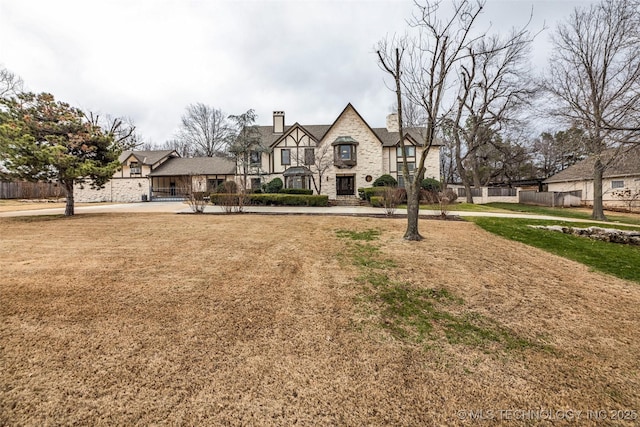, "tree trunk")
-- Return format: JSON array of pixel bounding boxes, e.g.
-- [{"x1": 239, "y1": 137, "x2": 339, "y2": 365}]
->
[
  {"x1": 591, "y1": 158, "x2": 607, "y2": 221},
  {"x1": 404, "y1": 182, "x2": 423, "y2": 241},
  {"x1": 472, "y1": 158, "x2": 482, "y2": 189},
  {"x1": 463, "y1": 181, "x2": 474, "y2": 204},
  {"x1": 454, "y1": 141, "x2": 474, "y2": 203},
  {"x1": 63, "y1": 180, "x2": 74, "y2": 216}
]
